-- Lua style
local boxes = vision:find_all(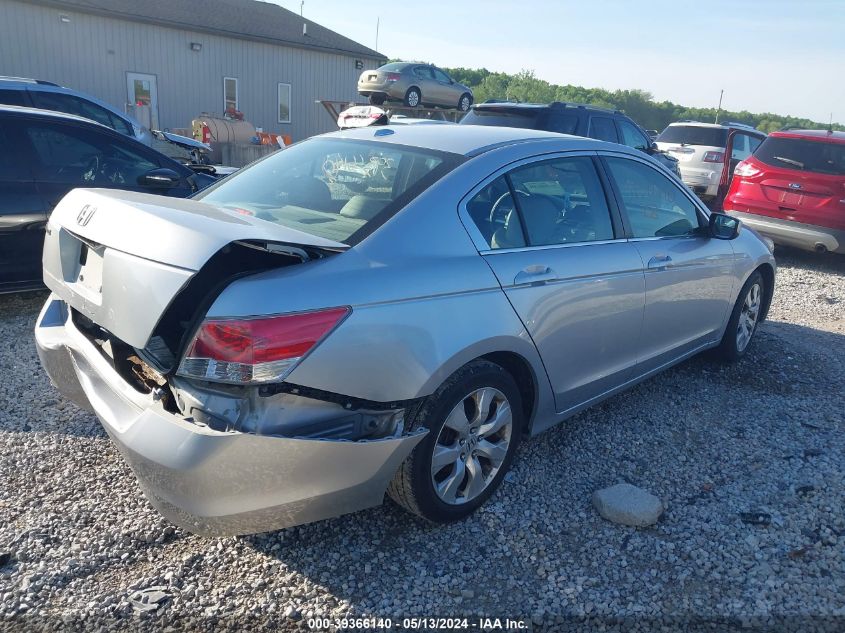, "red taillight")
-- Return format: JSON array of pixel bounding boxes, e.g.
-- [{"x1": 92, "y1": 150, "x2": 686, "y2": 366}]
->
[
  {"x1": 178, "y1": 307, "x2": 350, "y2": 384},
  {"x1": 386, "y1": 72, "x2": 401, "y2": 82},
  {"x1": 703, "y1": 151, "x2": 725, "y2": 163},
  {"x1": 734, "y1": 160, "x2": 761, "y2": 178}
]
